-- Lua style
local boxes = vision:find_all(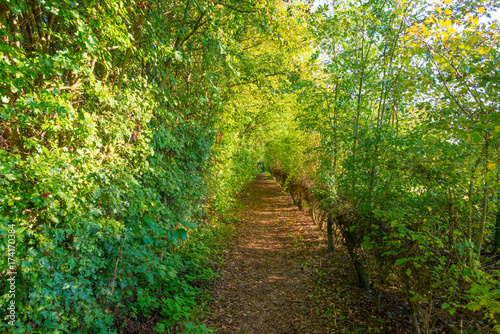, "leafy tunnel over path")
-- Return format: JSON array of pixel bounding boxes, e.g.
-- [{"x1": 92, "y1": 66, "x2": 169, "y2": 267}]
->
[{"x1": 1, "y1": 0, "x2": 499, "y2": 332}]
